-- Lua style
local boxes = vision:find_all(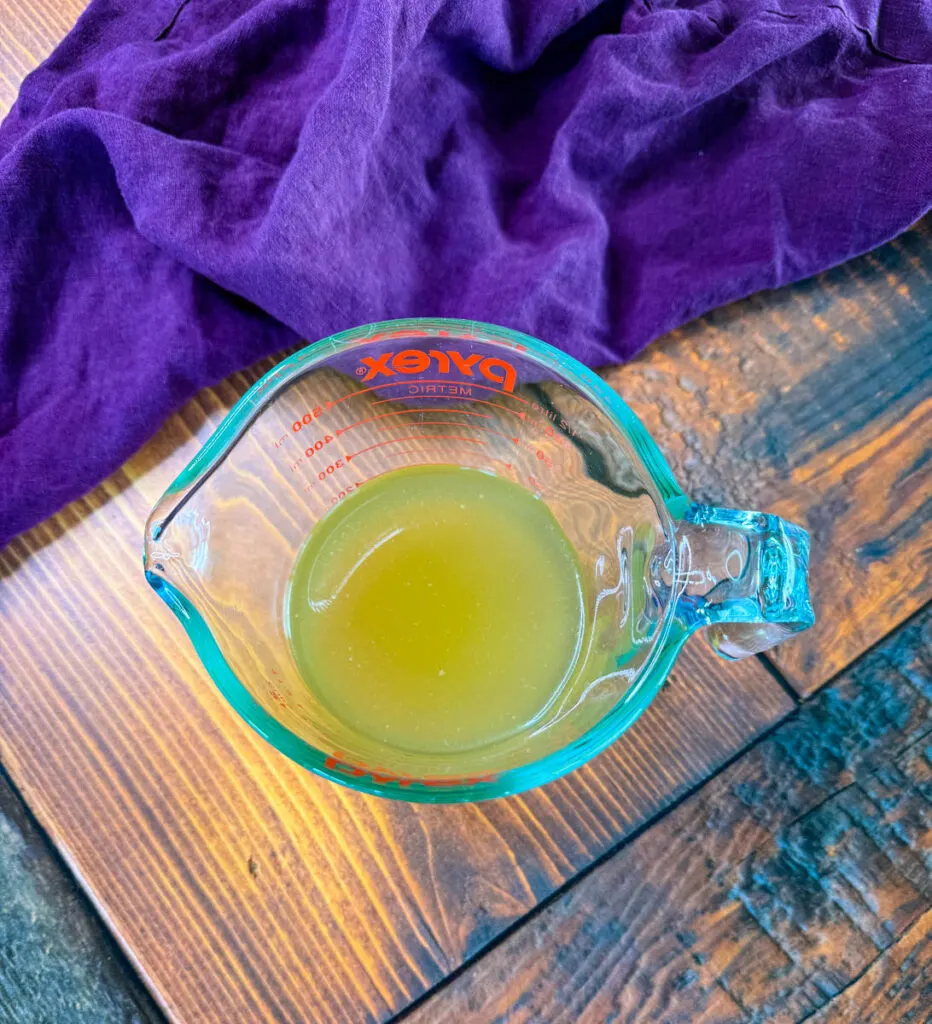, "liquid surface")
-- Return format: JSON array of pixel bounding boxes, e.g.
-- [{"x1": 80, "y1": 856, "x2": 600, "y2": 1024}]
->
[{"x1": 286, "y1": 466, "x2": 585, "y2": 753}]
